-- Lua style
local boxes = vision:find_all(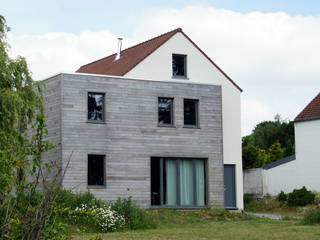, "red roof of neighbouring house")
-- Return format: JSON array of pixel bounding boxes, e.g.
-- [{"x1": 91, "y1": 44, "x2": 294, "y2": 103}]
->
[
  {"x1": 76, "y1": 28, "x2": 242, "y2": 91},
  {"x1": 295, "y1": 93, "x2": 320, "y2": 122}
]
